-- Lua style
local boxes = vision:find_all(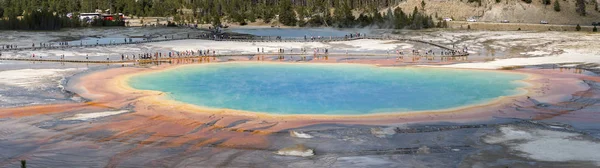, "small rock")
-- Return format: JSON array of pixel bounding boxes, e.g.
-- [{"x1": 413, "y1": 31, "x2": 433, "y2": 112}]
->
[
  {"x1": 275, "y1": 144, "x2": 314, "y2": 157},
  {"x1": 417, "y1": 146, "x2": 430, "y2": 154},
  {"x1": 289, "y1": 131, "x2": 313, "y2": 139},
  {"x1": 370, "y1": 127, "x2": 396, "y2": 138}
]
